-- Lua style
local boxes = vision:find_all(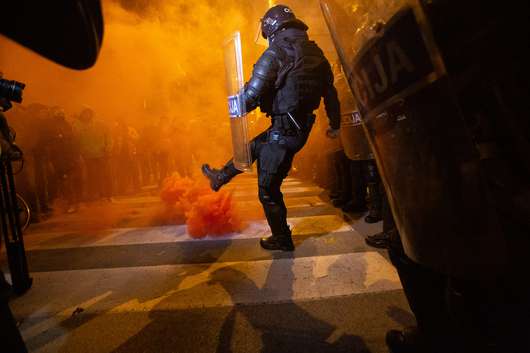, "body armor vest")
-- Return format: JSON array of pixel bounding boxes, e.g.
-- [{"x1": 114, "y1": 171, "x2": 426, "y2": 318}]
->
[{"x1": 260, "y1": 38, "x2": 328, "y2": 116}]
